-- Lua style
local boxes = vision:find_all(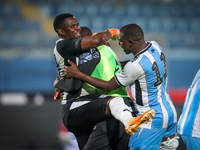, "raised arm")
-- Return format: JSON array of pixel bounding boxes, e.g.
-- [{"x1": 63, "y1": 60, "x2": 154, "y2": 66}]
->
[
  {"x1": 64, "y1": 60, "x2": 120, "y2": 91},
  {"x1": 81, "y1": 29, "x2": 119, "y2": 50}
]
